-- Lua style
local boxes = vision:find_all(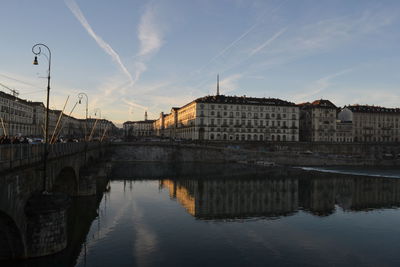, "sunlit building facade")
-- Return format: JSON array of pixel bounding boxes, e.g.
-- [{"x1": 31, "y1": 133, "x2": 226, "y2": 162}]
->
[{"x1": 154, "y1": 95, "x2": 300, "y2": 141}]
